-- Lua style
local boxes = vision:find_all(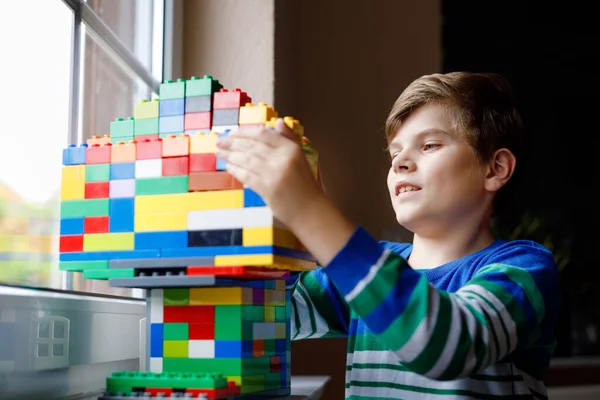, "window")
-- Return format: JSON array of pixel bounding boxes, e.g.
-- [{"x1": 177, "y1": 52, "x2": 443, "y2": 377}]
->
[{"x1": 0, "y1": 0, "x2": 166, "y2": 297}]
